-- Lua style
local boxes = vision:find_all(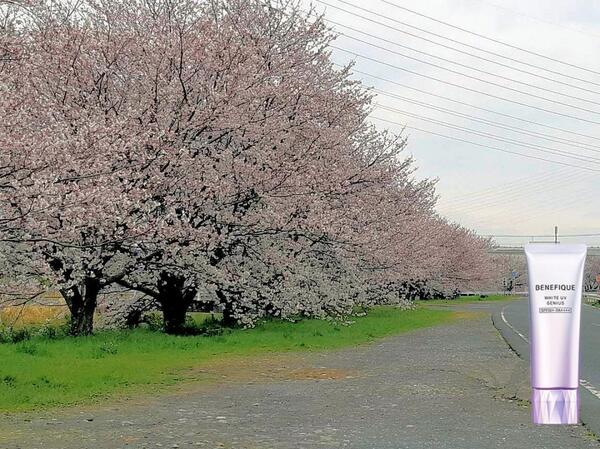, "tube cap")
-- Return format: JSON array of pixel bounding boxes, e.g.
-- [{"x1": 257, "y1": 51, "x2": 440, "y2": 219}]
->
[{"x1": 532, "y1": 388, "x2": 578, "y2": 425}]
